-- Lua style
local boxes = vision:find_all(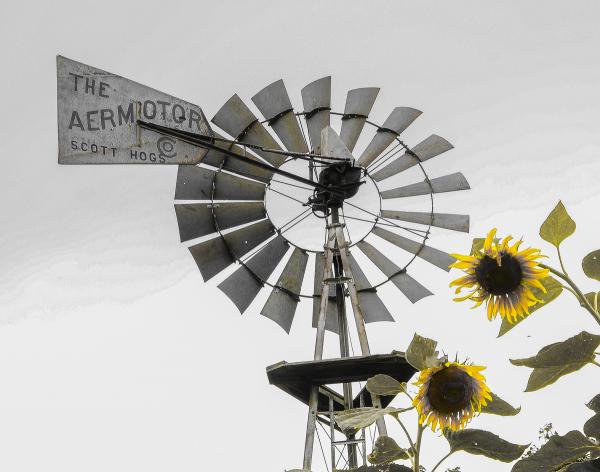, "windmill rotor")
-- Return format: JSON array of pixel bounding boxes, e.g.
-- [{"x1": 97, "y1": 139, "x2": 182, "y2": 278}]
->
[{"x1": 171, "y1": 78, "x2": 469, "y2": 335}]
